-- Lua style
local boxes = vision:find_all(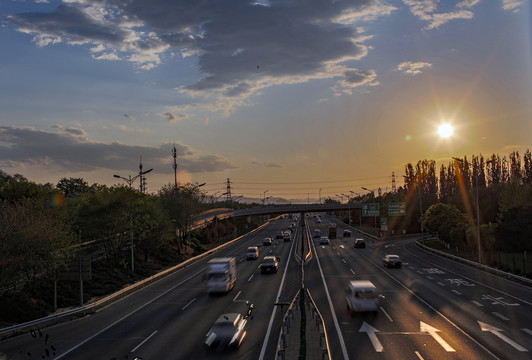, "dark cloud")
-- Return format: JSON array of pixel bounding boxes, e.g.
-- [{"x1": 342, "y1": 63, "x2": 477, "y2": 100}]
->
[
  {"x1": 6, "y1": 0, "x2": 377, "y2": 94},
  {"x1": 0, "y1": 126, "x2": 237, "y2": 174}
]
